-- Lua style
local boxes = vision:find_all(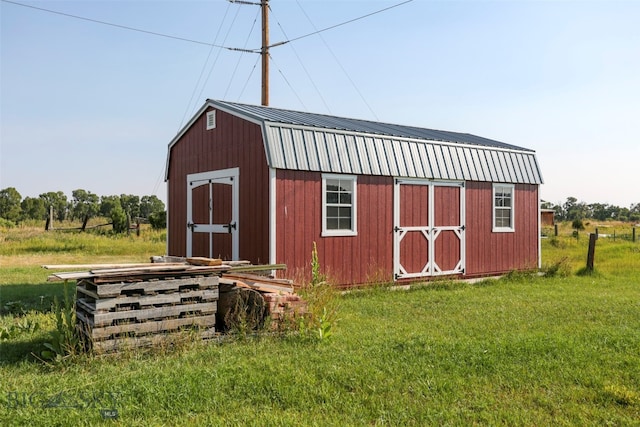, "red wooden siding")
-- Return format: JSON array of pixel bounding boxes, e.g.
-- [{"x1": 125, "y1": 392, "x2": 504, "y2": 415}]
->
[
  {"x1": 276, "y1": 171, "x2": 393, "y2": 285},
  {"x1": 167, "y1": 108, "x2": 270, "y2": 263},
  {"x1": 465, "y1": 182, "x2": 539, "y2": 275}
]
